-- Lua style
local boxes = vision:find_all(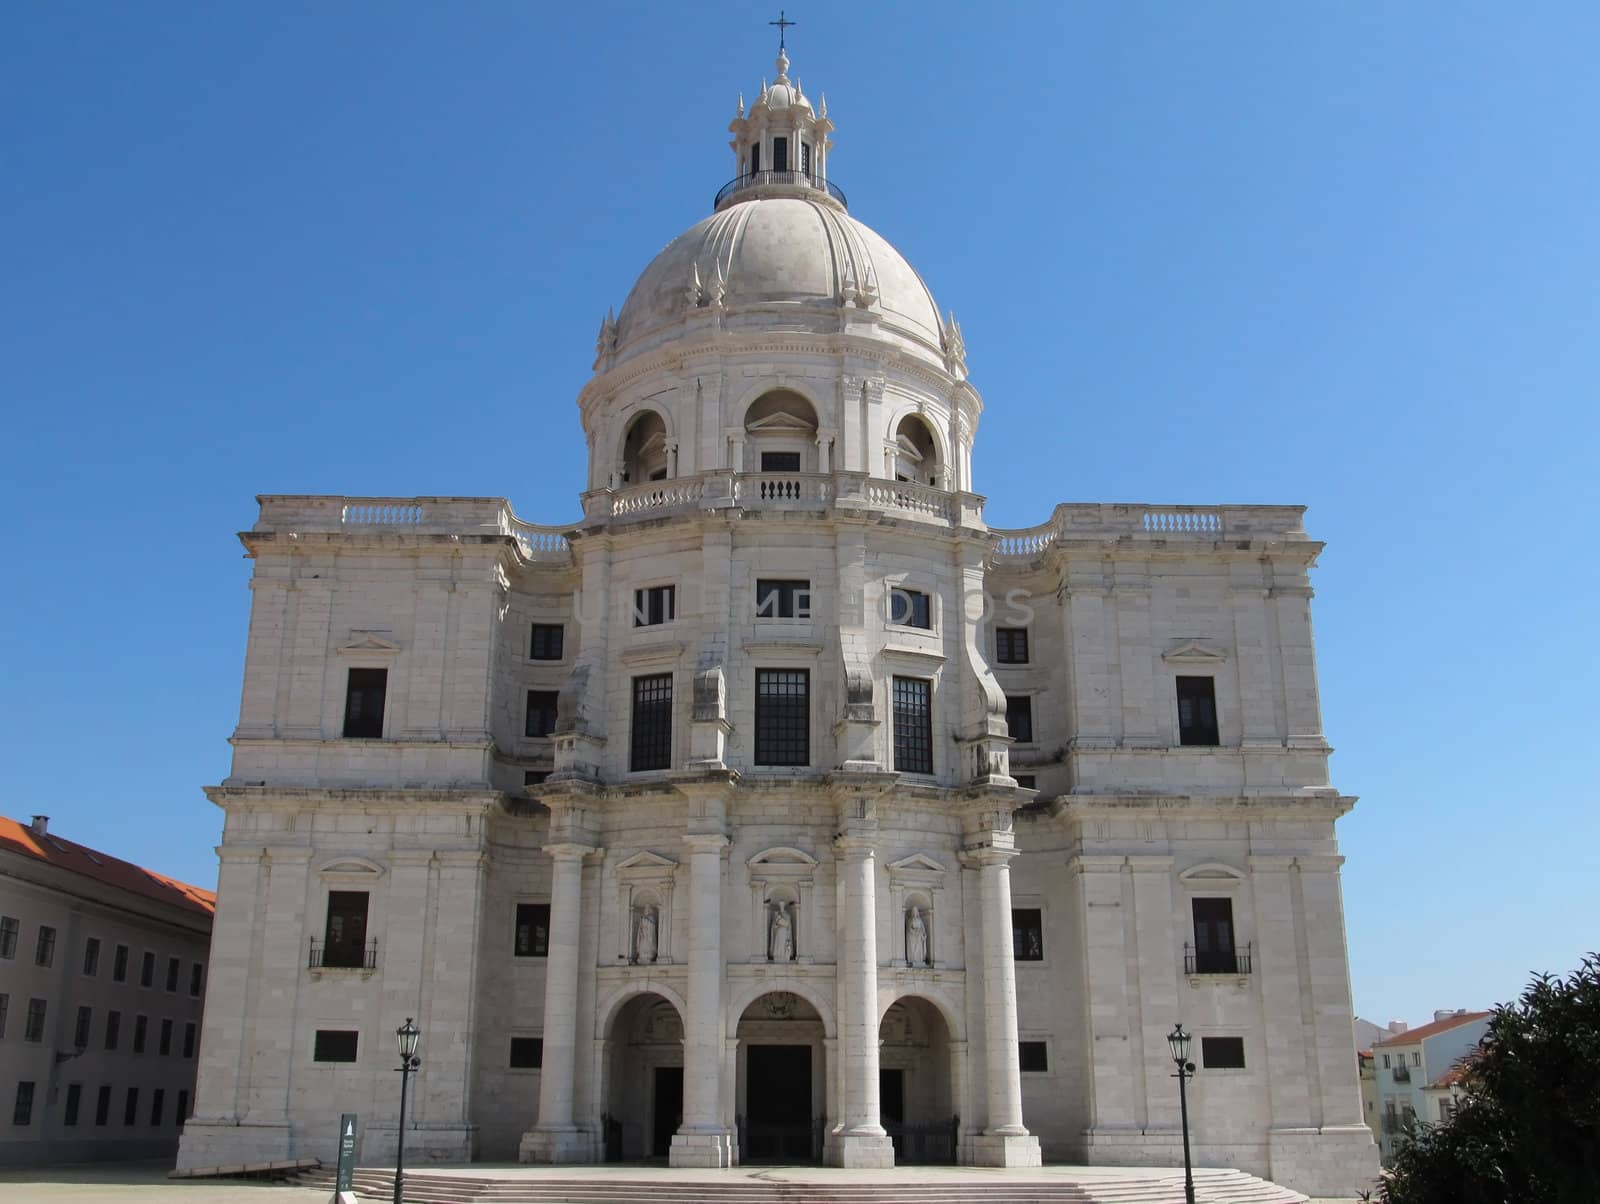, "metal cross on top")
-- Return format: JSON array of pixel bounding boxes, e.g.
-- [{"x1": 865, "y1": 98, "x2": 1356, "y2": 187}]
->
[{"x1": 770, "y1": 10, "x2": 796, "y2": 52}]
